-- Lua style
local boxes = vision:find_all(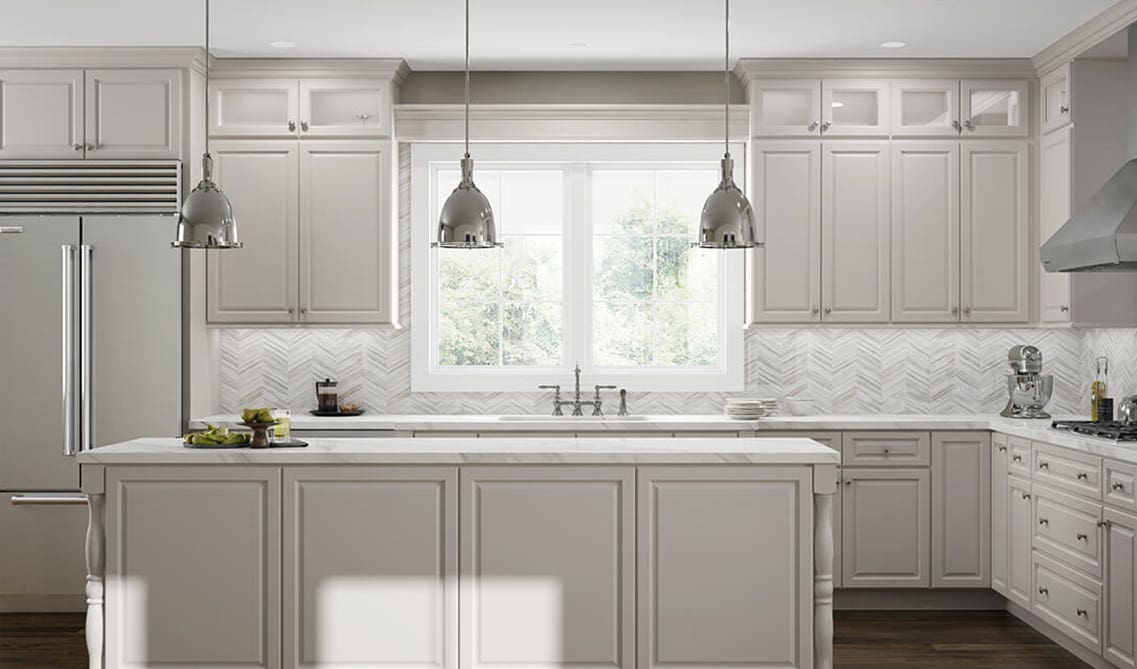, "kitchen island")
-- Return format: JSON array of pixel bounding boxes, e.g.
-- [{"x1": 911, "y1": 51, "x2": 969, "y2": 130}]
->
[{"x1": 77, "y1": 435, "x2": 839, "y2": 669}]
